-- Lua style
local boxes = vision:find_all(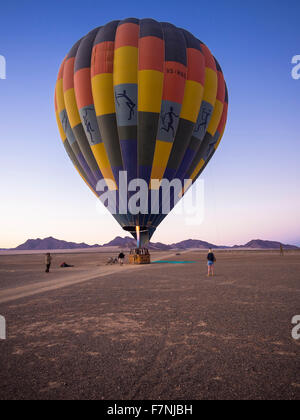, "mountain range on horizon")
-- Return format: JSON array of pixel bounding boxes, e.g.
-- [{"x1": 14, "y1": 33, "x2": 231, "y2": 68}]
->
[{"x1": 0, "y1": 236, "x2": 298, "y2": 251}]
